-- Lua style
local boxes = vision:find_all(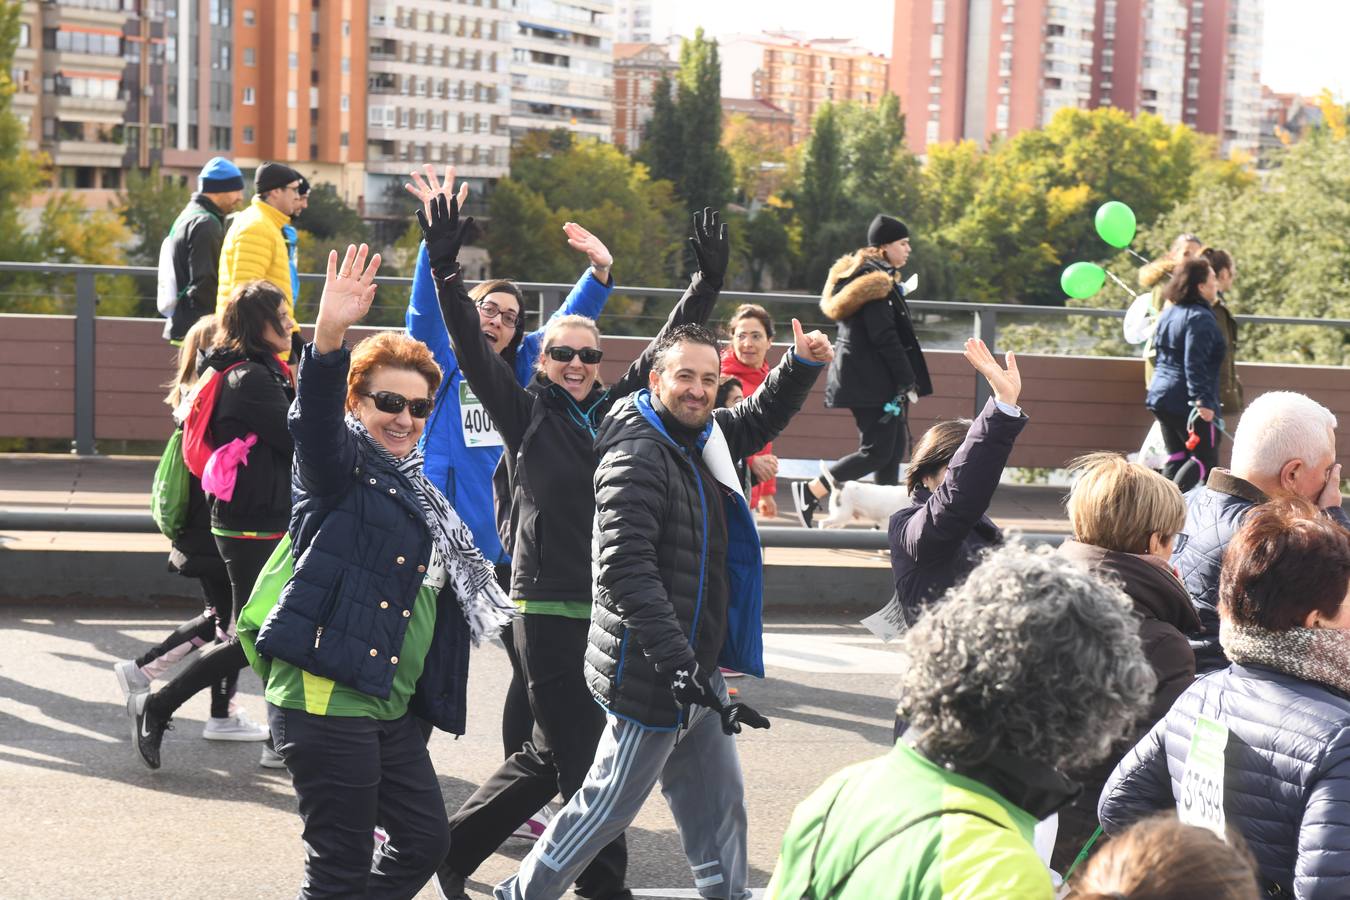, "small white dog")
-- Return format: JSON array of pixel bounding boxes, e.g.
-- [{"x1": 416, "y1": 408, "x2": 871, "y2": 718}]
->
[{"x1": 817, "y1": 478, "x2": 912, "y2": 529}]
